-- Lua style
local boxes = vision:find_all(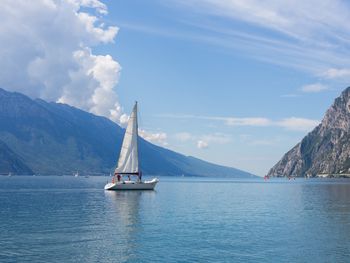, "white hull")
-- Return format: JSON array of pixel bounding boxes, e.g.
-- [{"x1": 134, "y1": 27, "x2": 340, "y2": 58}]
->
[{"x1": 104, "y1": 178, "x2": 159, "y2": 190}]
